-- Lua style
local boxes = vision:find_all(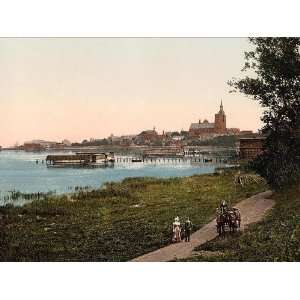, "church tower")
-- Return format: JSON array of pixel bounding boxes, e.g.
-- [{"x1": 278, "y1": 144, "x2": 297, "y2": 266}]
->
[{"x1": 214, "y1": 100, "x2": 226, "y2": 133}]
